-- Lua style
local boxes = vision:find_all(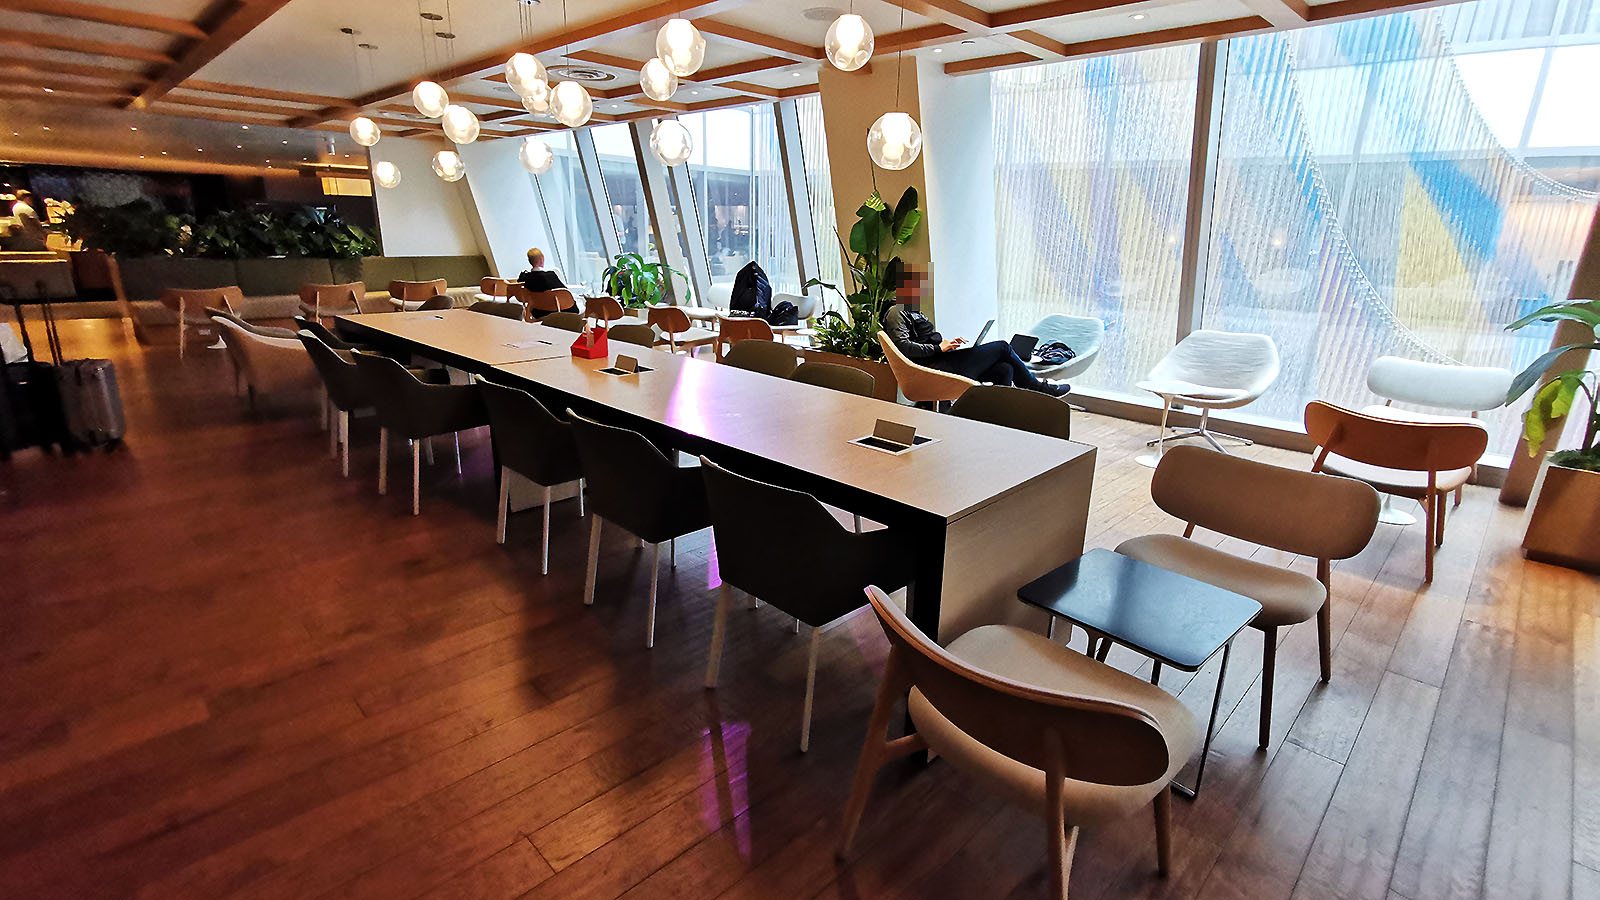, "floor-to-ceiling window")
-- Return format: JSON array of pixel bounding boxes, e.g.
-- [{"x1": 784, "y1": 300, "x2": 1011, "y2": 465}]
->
[
  {"x1": 591, "y1": 122, "x2": 652, "y2": 260},
  {"x1": 795, "y1": 94, "x2": 845, "y2": 296},
  {"x1": 528, "y1": 130, "x2": 608, "y2": 291},
  {"x1": 678, "y1": 106, "x2": 802, "y2": 294}
]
